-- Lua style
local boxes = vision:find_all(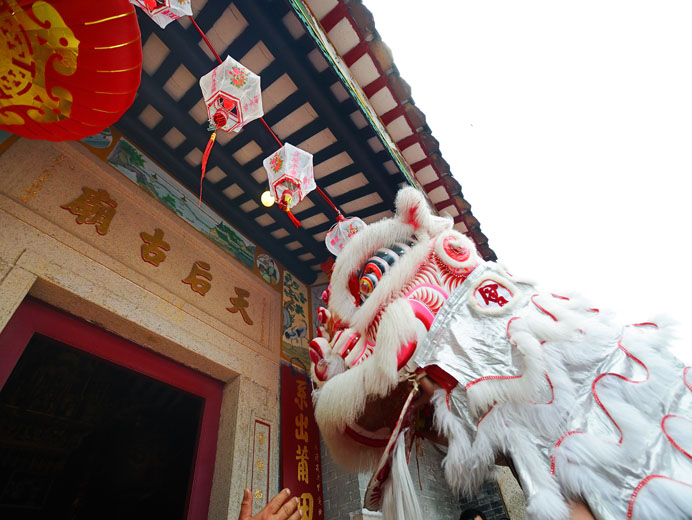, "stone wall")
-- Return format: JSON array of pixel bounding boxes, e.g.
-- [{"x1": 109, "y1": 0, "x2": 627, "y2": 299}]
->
[
  {"x1": 0, "y1": 139, "x2": 283, "y2": 520},
  {"x1": 320, "y1": 436, "x2": 511, "y2": 520},
  {"x1": 320, "y1": 435, "x2": 363, "y2": 519}
]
